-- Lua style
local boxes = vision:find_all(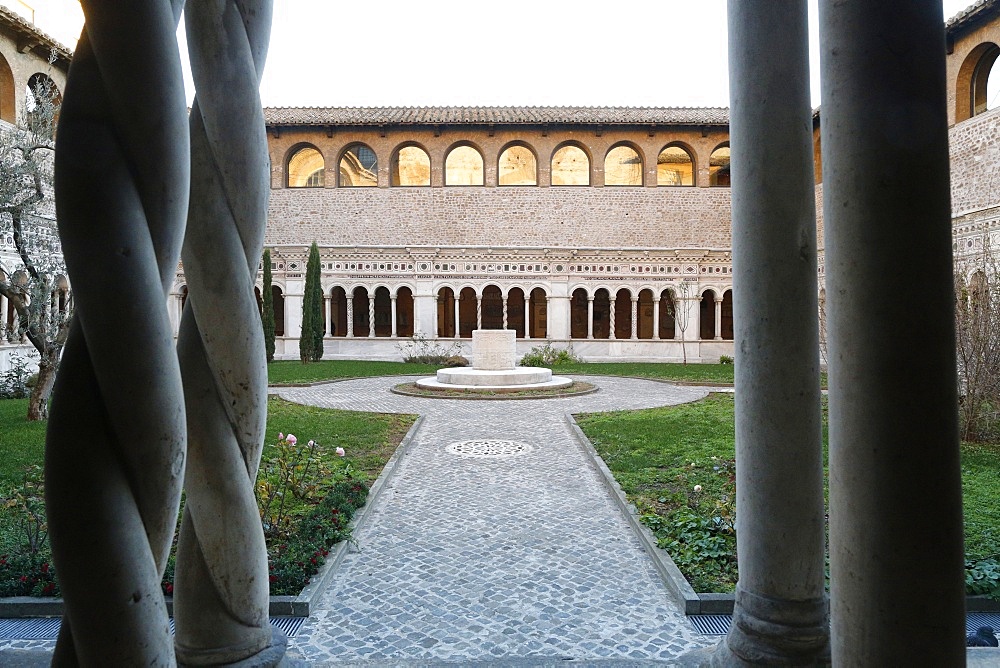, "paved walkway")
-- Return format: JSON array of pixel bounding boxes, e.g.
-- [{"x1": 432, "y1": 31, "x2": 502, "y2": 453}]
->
[{"x1": 276, "y1": 375, "x2": 719, "y2": 665}]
